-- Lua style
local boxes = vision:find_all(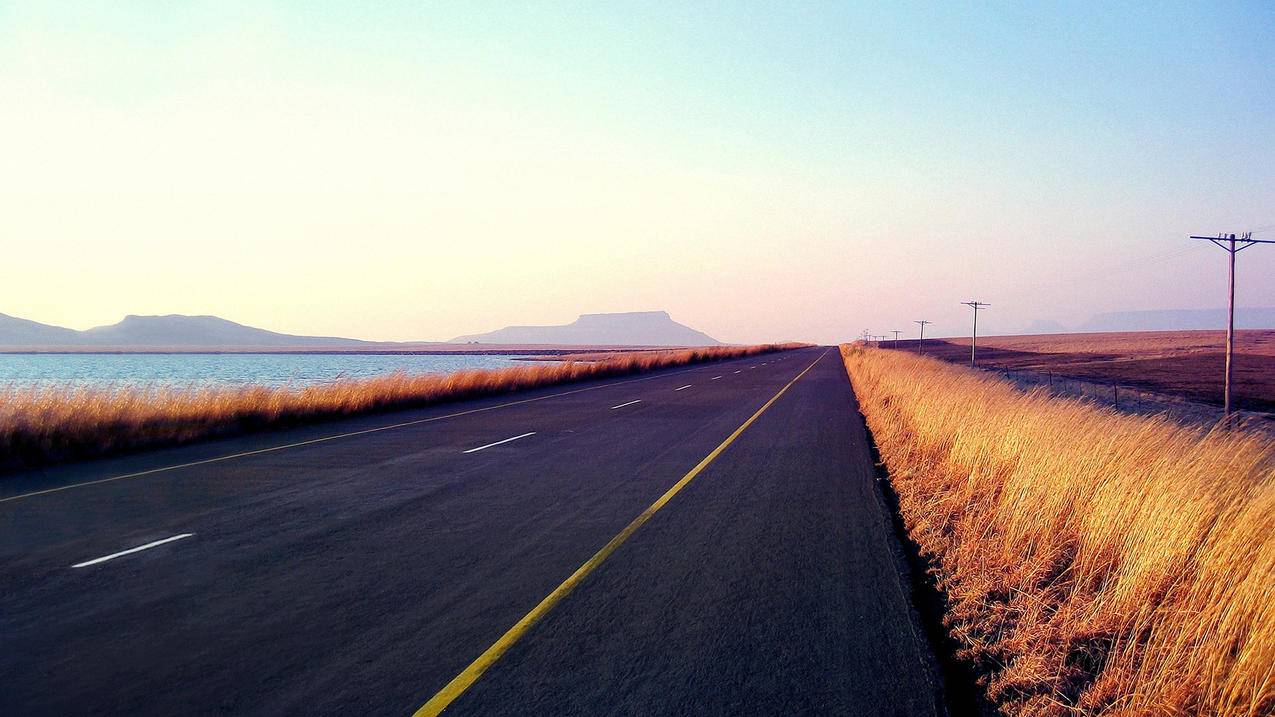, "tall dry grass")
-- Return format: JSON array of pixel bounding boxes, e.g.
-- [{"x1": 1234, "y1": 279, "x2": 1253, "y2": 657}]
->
[
  {"x1": 0, "y1": 344, "x2": 805, "y2": 473},
  {"x1": 840, "y1": 345, "x2": 1274, "y2": 716}
]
